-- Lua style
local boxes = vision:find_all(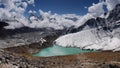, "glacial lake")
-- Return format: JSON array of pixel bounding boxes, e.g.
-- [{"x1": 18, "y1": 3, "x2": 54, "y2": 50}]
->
[{"x1": 33, "y1": 45, "x2": 95, "y2": 57}]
